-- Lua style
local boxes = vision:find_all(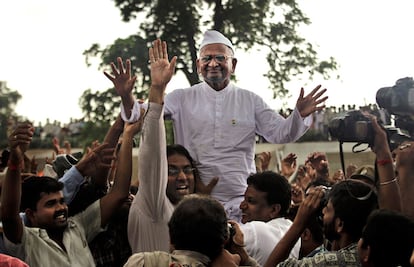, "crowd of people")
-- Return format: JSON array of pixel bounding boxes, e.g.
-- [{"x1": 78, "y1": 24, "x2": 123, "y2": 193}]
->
[{"x1": 0, "y1": 30, "x2": 413, "y2": 267}]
